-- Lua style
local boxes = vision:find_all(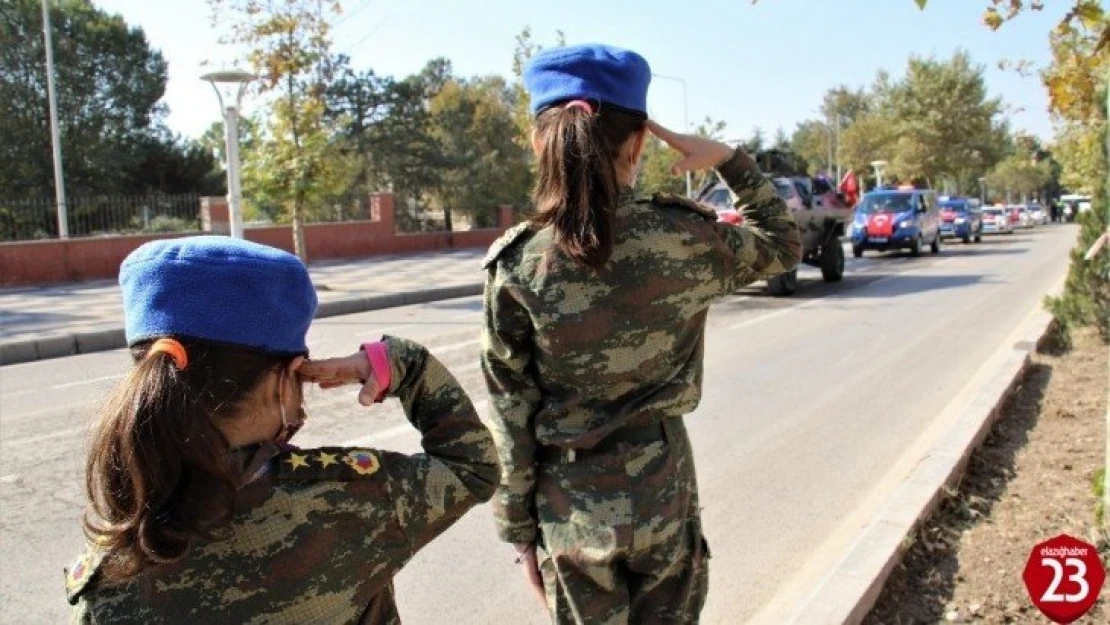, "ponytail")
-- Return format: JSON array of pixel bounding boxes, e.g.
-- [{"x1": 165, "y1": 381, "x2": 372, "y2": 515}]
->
[
  {"x1": 83, "y1": 339, "x2": 288, "y2": 581},
  {"x1": 532, "y1": 104, "x2": 646, "y2": 269}
]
